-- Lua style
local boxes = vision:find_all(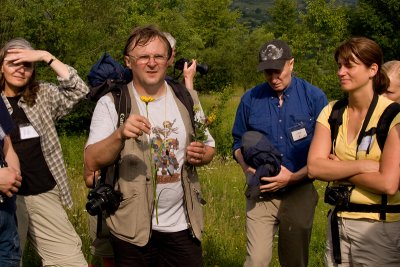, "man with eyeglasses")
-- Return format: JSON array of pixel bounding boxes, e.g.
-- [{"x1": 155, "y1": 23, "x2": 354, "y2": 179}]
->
[{"x1": 85, "y1": 25, "x2": 215, "y2": 266}]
